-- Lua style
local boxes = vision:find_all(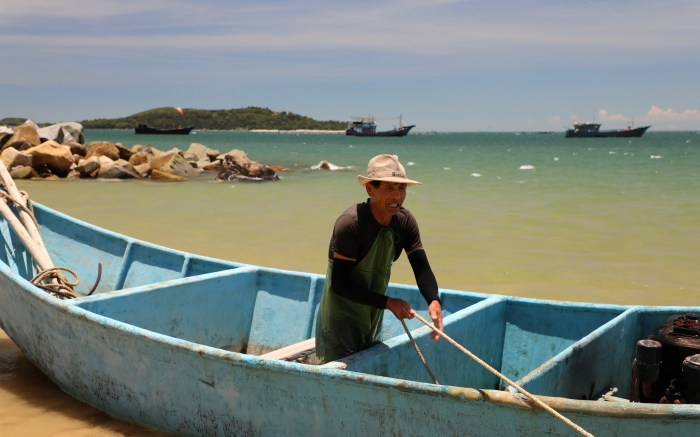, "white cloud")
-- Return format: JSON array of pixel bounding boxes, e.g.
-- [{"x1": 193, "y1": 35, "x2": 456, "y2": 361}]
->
[
  {"x1": 645, "y1": 105, "x2": 700, "y2": 122},
  {"x1": 572, "y1": 107, "x2": 700, "y2": 129},
  {"x1": 598, "y1": 109, "x2": 629, "y2": 122},
  {"x1": 548, "y1": 116, "x2": 561, "y2": 123}
]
